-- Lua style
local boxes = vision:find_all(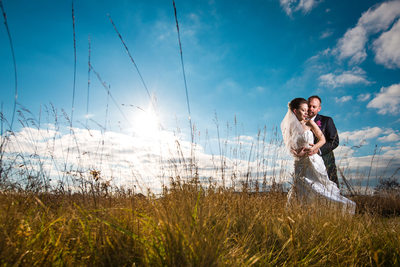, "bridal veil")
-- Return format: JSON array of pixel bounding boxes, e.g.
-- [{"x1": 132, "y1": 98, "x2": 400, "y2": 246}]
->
[{"x1": 280, "y1": 106, "x2": 305, "y2": 155}]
